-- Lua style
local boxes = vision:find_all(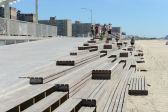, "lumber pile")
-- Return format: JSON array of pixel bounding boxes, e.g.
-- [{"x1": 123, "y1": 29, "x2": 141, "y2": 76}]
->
[
  {"x1": 120, "y1": 52, "x2": 129, "y2": 57},
  {"x1": 134, "y1": 50, "x2": 145, "y2": 63},
  {"x1": 0, "y1": 36, "x2": 149, "y2": 112},
  {"x1": 129, "y1": 76, "x2": 148, "y2": 95}
]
